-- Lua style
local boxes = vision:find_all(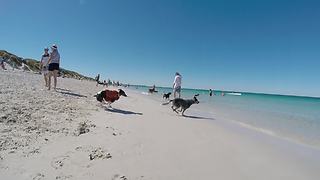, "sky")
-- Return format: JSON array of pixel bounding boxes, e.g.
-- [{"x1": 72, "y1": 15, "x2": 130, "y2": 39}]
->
[{"x1": 1, "y1": 0, "x2": 320, "y2": 97}]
